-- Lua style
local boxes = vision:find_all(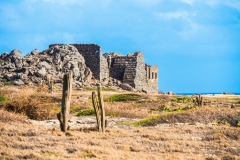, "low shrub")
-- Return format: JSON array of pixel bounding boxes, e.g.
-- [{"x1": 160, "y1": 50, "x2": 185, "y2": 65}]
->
[
  {"x1": 128, "y1": 112, "x2": 180, "y2": 126},
  {"x1": 102, "y1": 87, "x2": 116, "y2": 92},
  {"x1": 0, "y1": 94, "x2": 9, "y2": 104},
  {"x1": 76, "y1": 108, "x2": 95, "y2": 116},
  {"x1": 124, "y1": 106, "x2": 240, "y2": 127},
  {"x1": 213, "y1": 119, "x2": 231, "y2": 126},
  {"x1": 158, "y1": 105, "x2": 171, "y2": 112},
  {"x1": 0, "y1": 109, "x2": 27, "y2": 123},
  {"x1": 0, "y1": 59, "x2": 4, "y2": 64},
  {"x1": 171, "y1": 97, "x2": 193, "y2": 103},
  {"x1": 82, "y1": 151, "x2": 96, "y2": 158},
  {"x1": 70, "y1": 105, "x2": 80, "y2": 113},
  {"x1": 105, "y1": 94, "x2": 142, "y2": 102},
  {"x1": 84, "y1": 87, "x2": 95, "y2": 91},
  {"x1": 171, "y1": 105, "x2": 194, "y2": 112},
  {"x1": 1, "y1": 88, "x2": 59, "y2": 120}
]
